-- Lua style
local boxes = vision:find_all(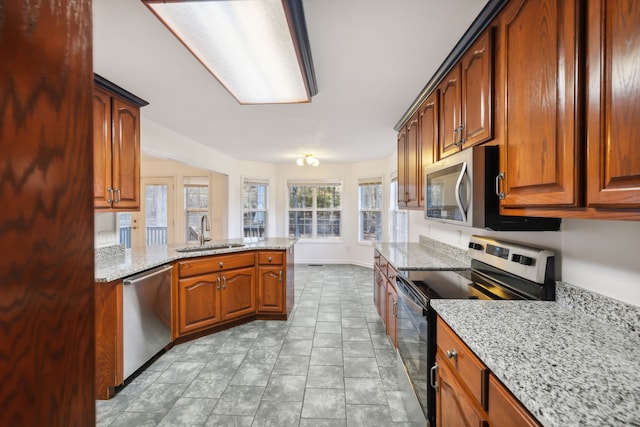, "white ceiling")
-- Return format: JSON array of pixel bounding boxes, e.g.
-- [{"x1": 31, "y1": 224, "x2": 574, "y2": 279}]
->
[{"x1": 93, "y1": 0, "x2": 488, "y2": 165}]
